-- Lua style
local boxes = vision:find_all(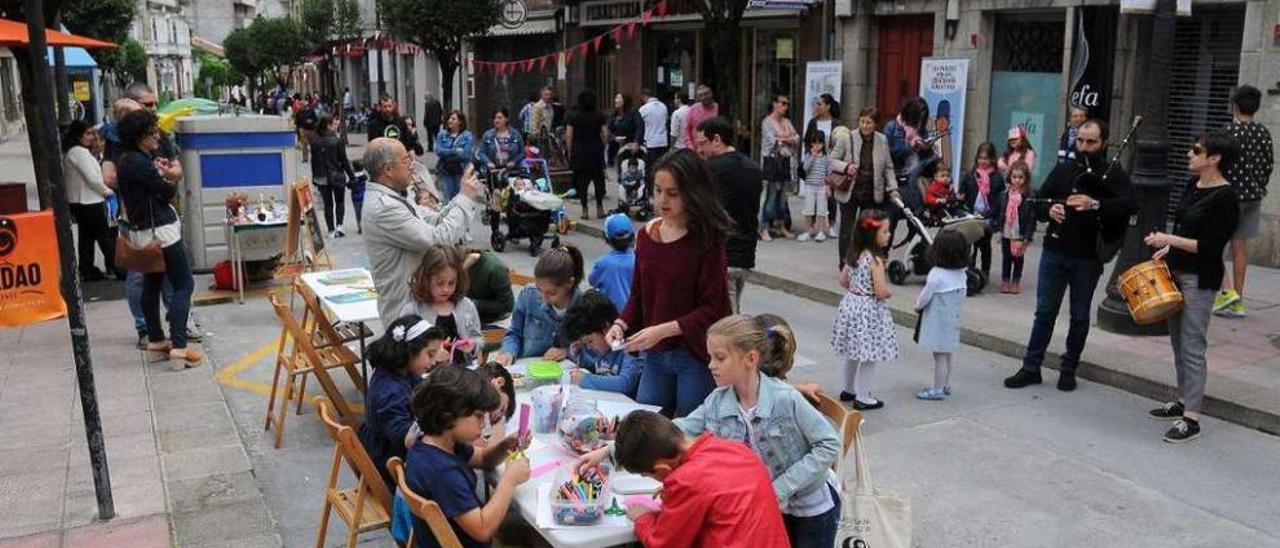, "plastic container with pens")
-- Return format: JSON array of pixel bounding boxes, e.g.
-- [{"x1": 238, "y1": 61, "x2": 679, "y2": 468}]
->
[{"x1": 551, "y1": 464, "x2": 612, "y2": 526}]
